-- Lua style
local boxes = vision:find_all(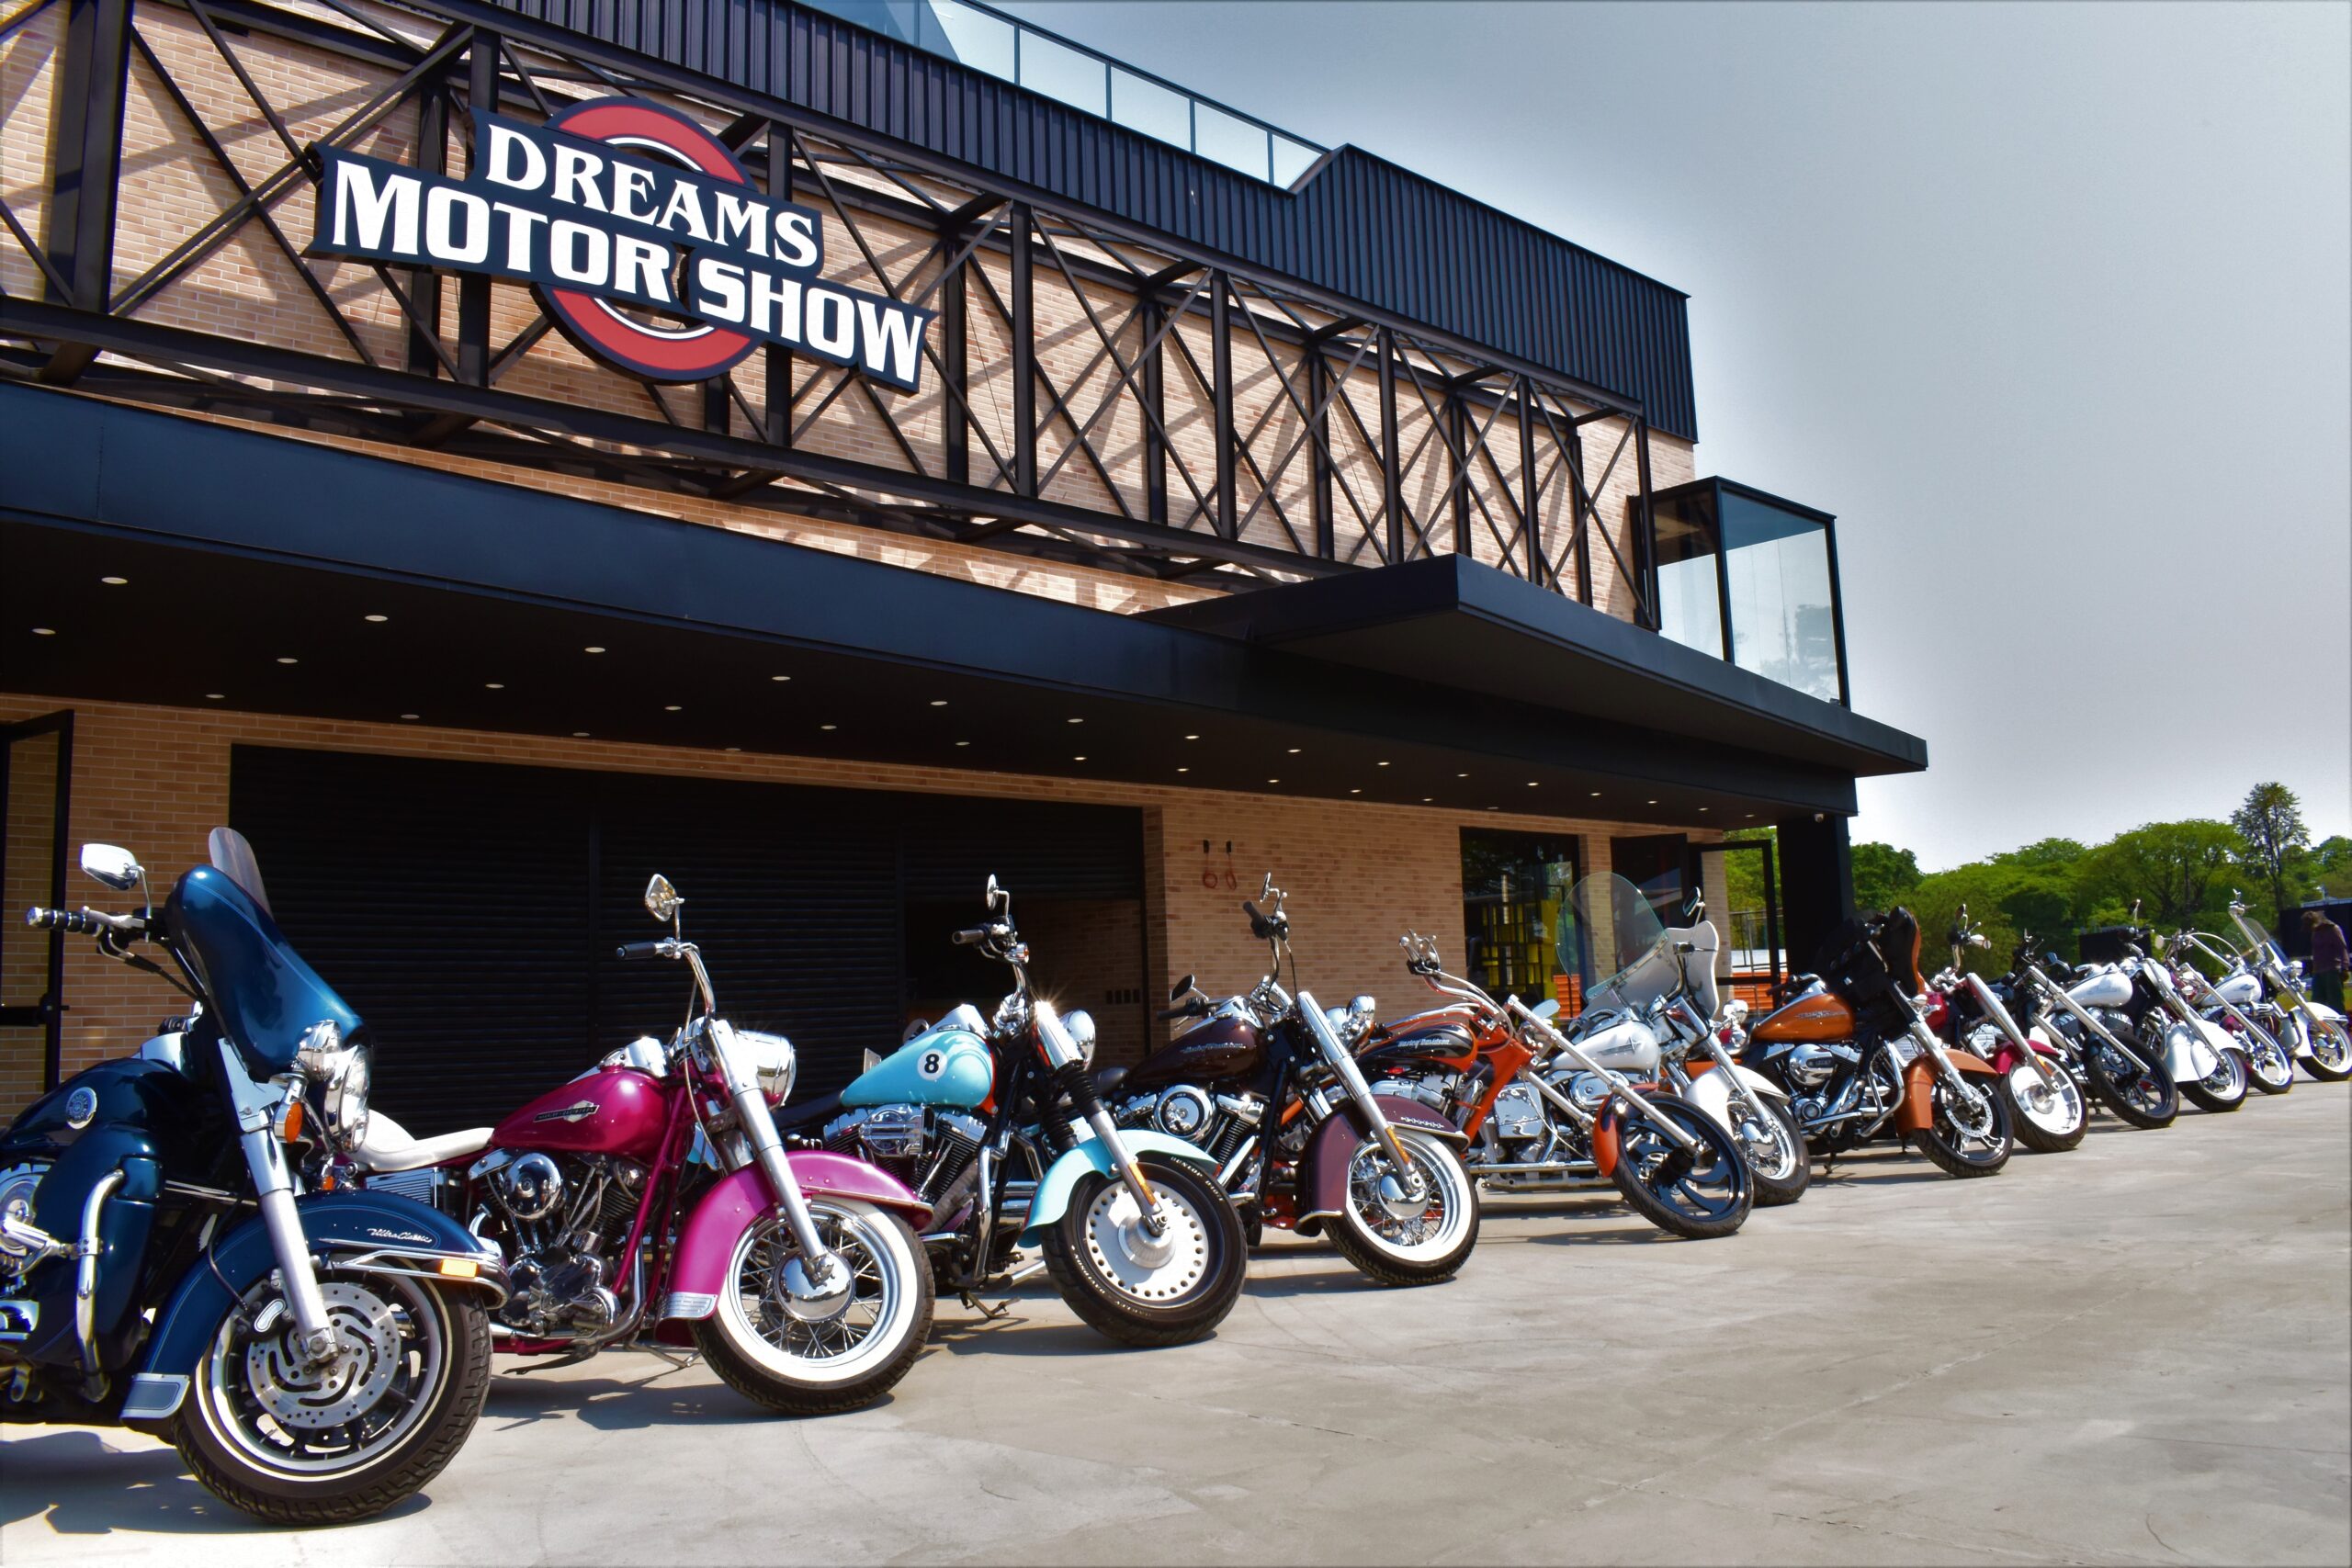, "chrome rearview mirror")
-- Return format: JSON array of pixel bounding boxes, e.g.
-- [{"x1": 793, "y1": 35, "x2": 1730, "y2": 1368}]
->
[
  {"x1": 985, "y1": 874, "x2": 1009, "y2": 918},
  {"x1": 80, "y1": 843, "x2": 142, "y2": 892},
  {"x1": 1170, "y1": 973, "x2": 1195, "y2": 1003},
  {"x1": 642, "y1": 874, "x2": 682, "y2": 926}
]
